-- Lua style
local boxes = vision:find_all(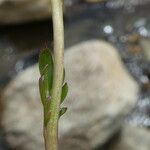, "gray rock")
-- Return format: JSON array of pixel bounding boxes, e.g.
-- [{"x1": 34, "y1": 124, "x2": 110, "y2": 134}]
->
[
  {"x1": 0, "y1": 0, "x2": 51, "y2": 24},
  {"x1": 1, "y1": 40, "x2": 139, "y2": 150},
  {"x1": 140, "y1": 39, "x2": 150, "y2": 61},
  {"x1": 0, "y1": 0, "x2": 92, "y2": 24},
  {"x1": 85, "y1": 0, "x2": 105, "y2": 3},
  {"x1": 109, "y1": 125, "x2": 150, "y2": 150},
  {"x1": 0, "y1": 0, "x2": 149, "y2": 24},
  {"x1": 107, "y1": 0, "x2": 150, "y2": 8}
]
